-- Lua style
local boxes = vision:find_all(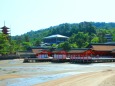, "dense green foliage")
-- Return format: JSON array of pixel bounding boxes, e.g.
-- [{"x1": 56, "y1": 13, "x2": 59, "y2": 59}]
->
[{"x1": 0, "y1": 22, "x2": 115, "y2": 55}]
